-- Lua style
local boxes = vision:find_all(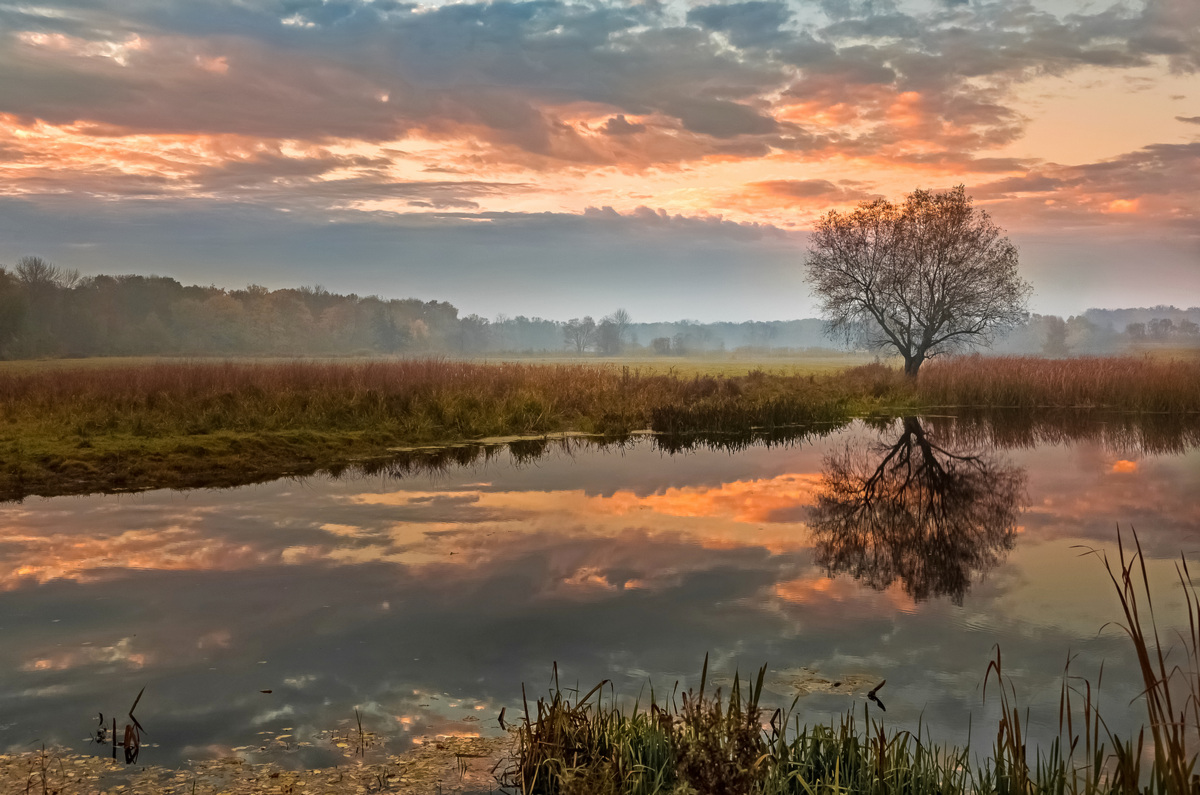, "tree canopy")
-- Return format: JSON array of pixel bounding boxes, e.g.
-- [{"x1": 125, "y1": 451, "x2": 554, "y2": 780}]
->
[{"x1": 806, "y1": 186, "x2": 1031, "y2": 375}]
